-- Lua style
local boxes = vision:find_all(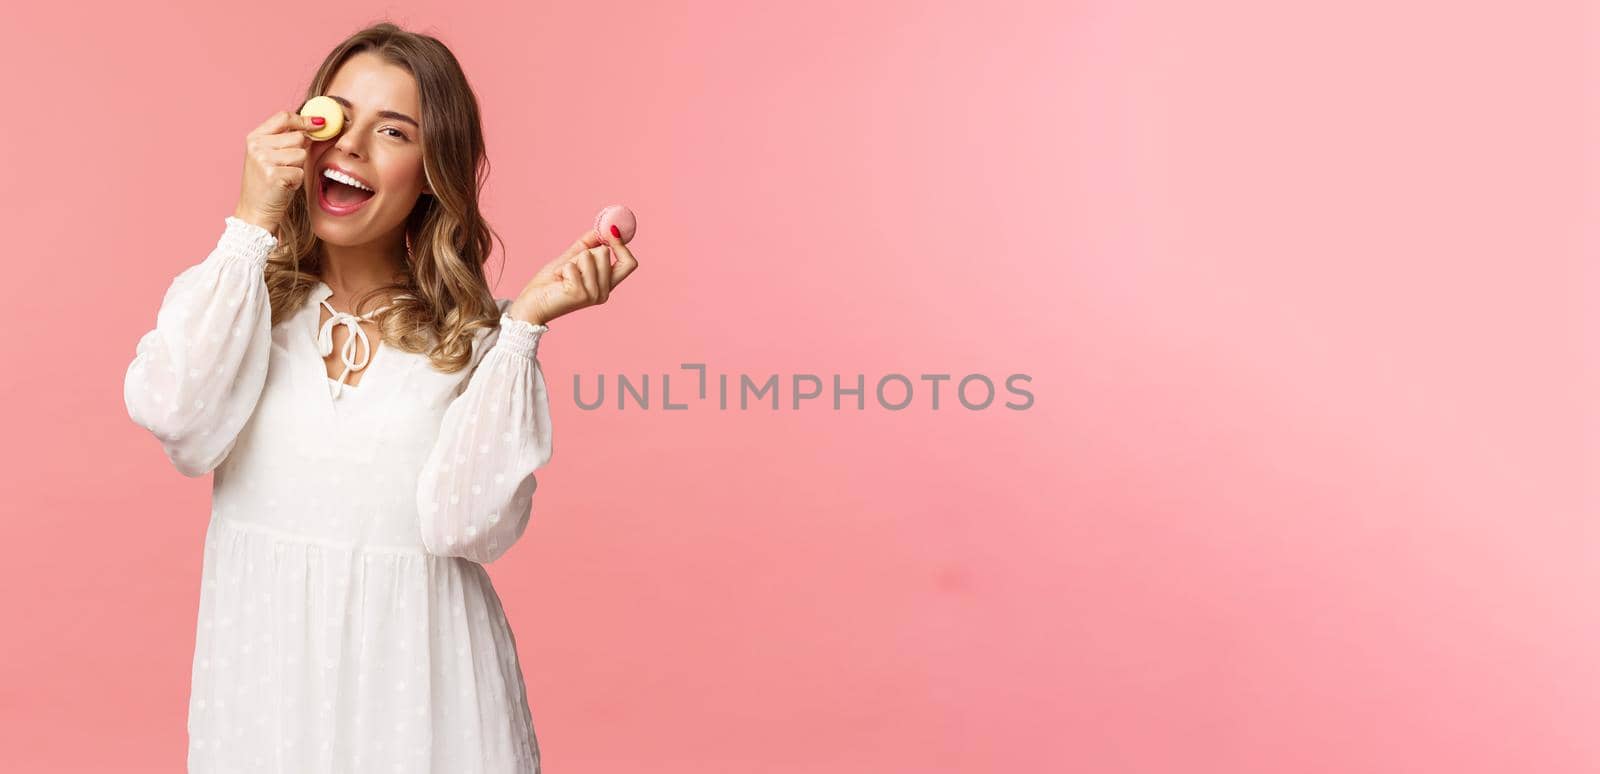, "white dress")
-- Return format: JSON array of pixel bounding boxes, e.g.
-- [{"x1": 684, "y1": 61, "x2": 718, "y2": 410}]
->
[{"x1": 123, "y1": 216, "x2": 553, "y2": 773}]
